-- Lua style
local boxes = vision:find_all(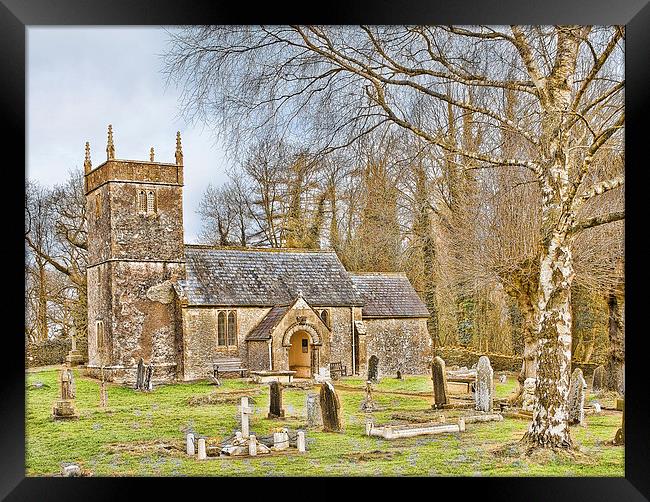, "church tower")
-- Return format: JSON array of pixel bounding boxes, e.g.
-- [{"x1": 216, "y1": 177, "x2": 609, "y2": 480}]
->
[{"x1": 85, "y1": 126, "x2": 186, "y2": 384}]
